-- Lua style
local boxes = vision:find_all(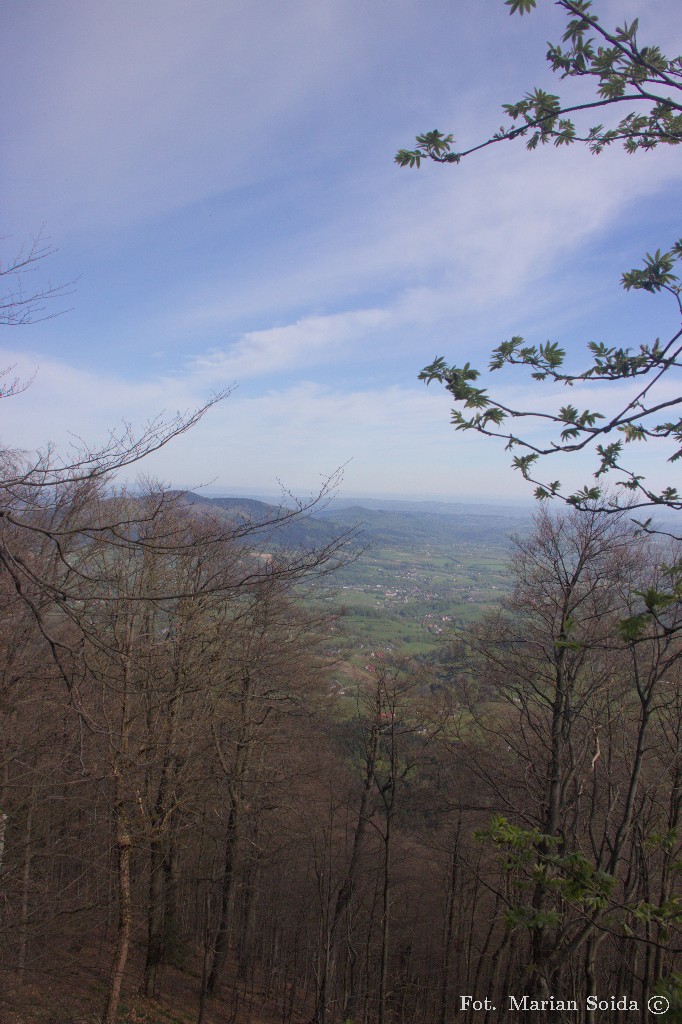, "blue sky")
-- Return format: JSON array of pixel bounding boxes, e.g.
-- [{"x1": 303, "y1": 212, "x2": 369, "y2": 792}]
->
[{"x1": 2, "y1": 0, "x2": 680, "y2": 502}]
